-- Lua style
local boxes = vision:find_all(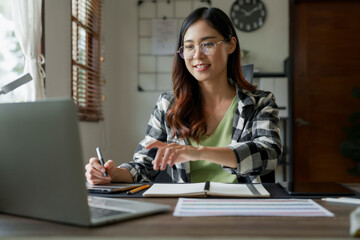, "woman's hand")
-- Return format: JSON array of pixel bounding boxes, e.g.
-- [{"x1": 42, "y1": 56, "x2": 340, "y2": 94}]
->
[
  {"x1": 85, "y1": 158, "x2": 134, "y2": 184},
  {"x1": 85, "y1": 158, "x2": 116, "y2": 185},
  {"x1": 146, "y1": 140, "x2": 201, "y2": 170}
]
